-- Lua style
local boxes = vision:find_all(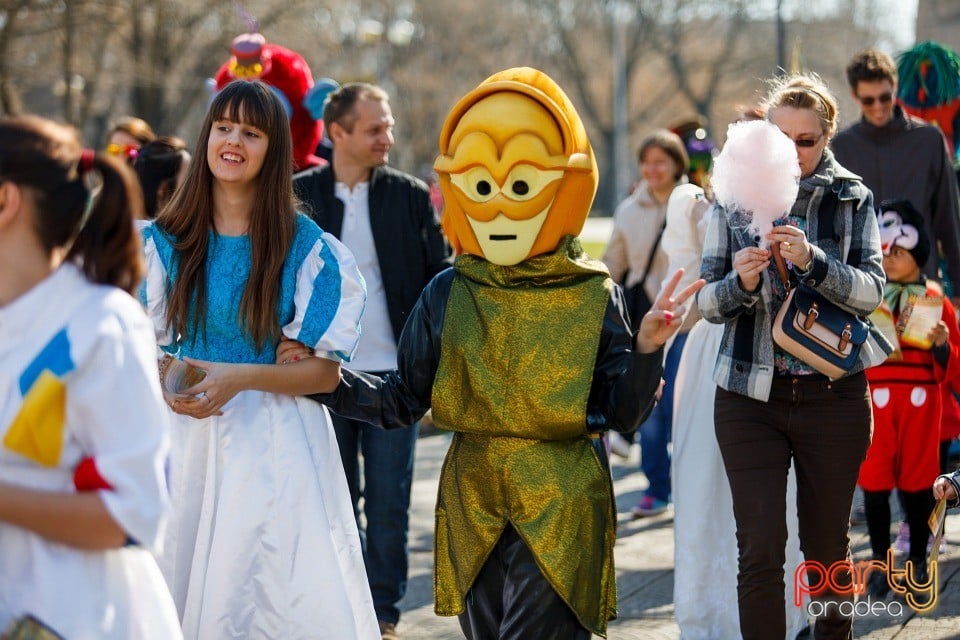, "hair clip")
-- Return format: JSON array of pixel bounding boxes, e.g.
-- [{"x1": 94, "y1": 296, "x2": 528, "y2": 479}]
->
[
  {"x1": 59, "y1": 150, "x2": 104, "y2": 258},
  {"x1": 105, "y1": 143, "x2": 139, "y2": 160},
  {"x1": 79, "y1": 148, "x2": 96, "y2": 174}
]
